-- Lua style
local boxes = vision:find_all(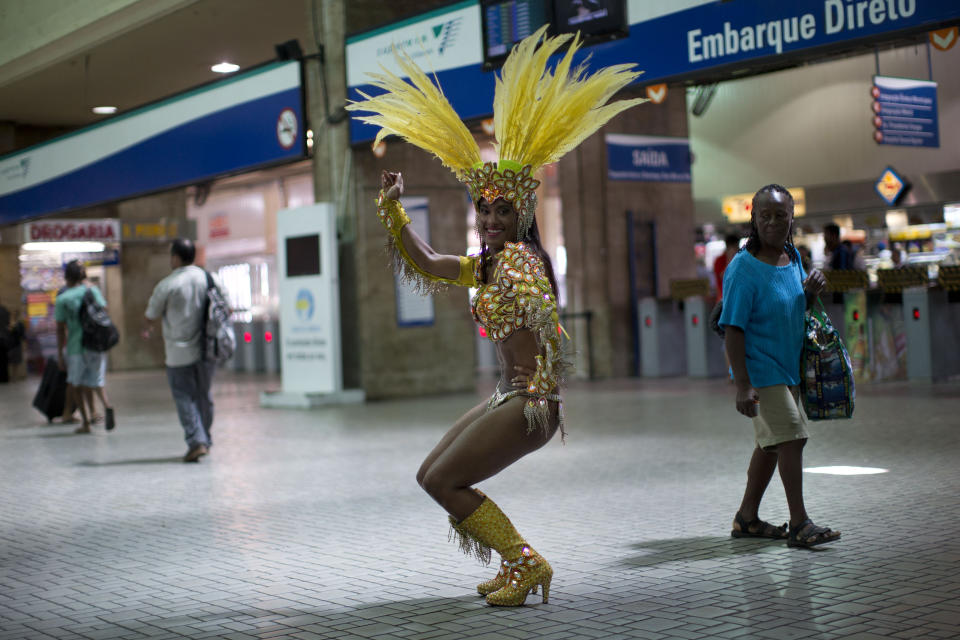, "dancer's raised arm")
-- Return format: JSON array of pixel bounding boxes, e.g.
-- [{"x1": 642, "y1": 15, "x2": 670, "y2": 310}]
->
[{"x1": 377, "y1": 170, "x2": 476, "y2": 290}]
